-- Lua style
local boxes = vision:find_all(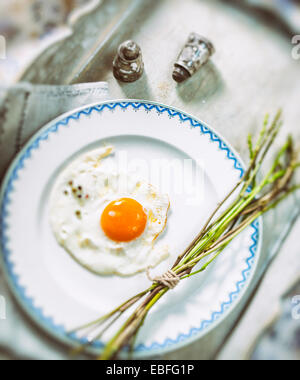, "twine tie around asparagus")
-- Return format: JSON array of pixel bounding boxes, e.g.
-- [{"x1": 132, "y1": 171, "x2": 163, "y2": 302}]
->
[{"x1": 147, "y1": 268, "x2": 180, "y2": 289}]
